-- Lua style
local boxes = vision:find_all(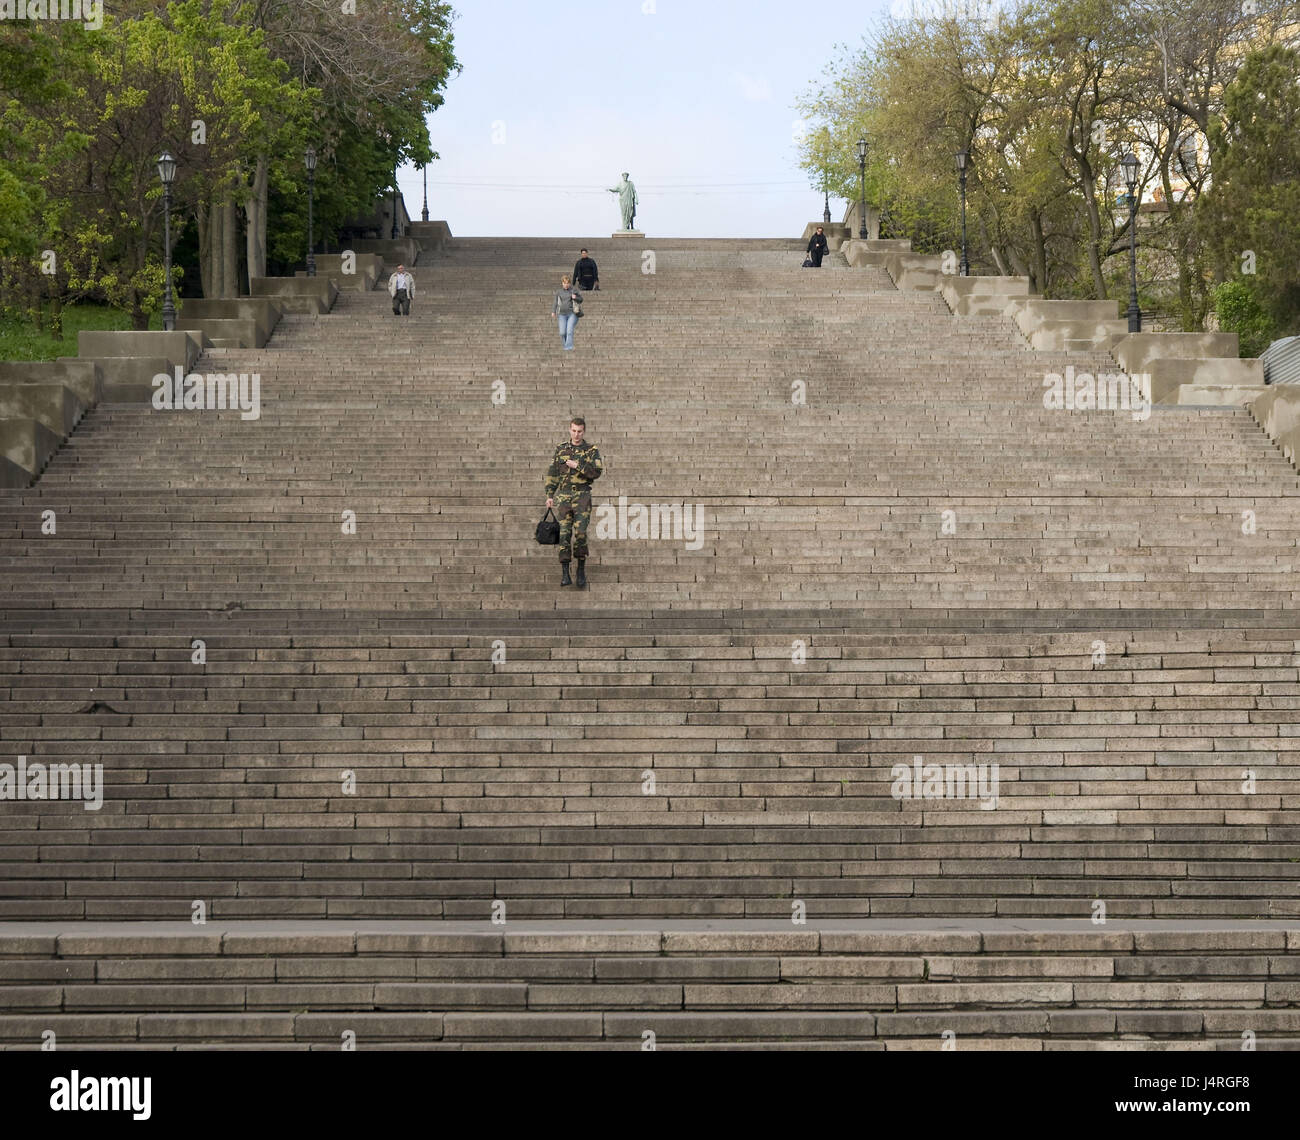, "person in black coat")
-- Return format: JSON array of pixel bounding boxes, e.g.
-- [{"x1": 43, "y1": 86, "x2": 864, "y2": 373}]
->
[
  {"x1": 807, "y1": 226, "x2": 829, "y2": 267},
  {"x1": 573, "y1": 249, "x2": 600, "y2": 291}
]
